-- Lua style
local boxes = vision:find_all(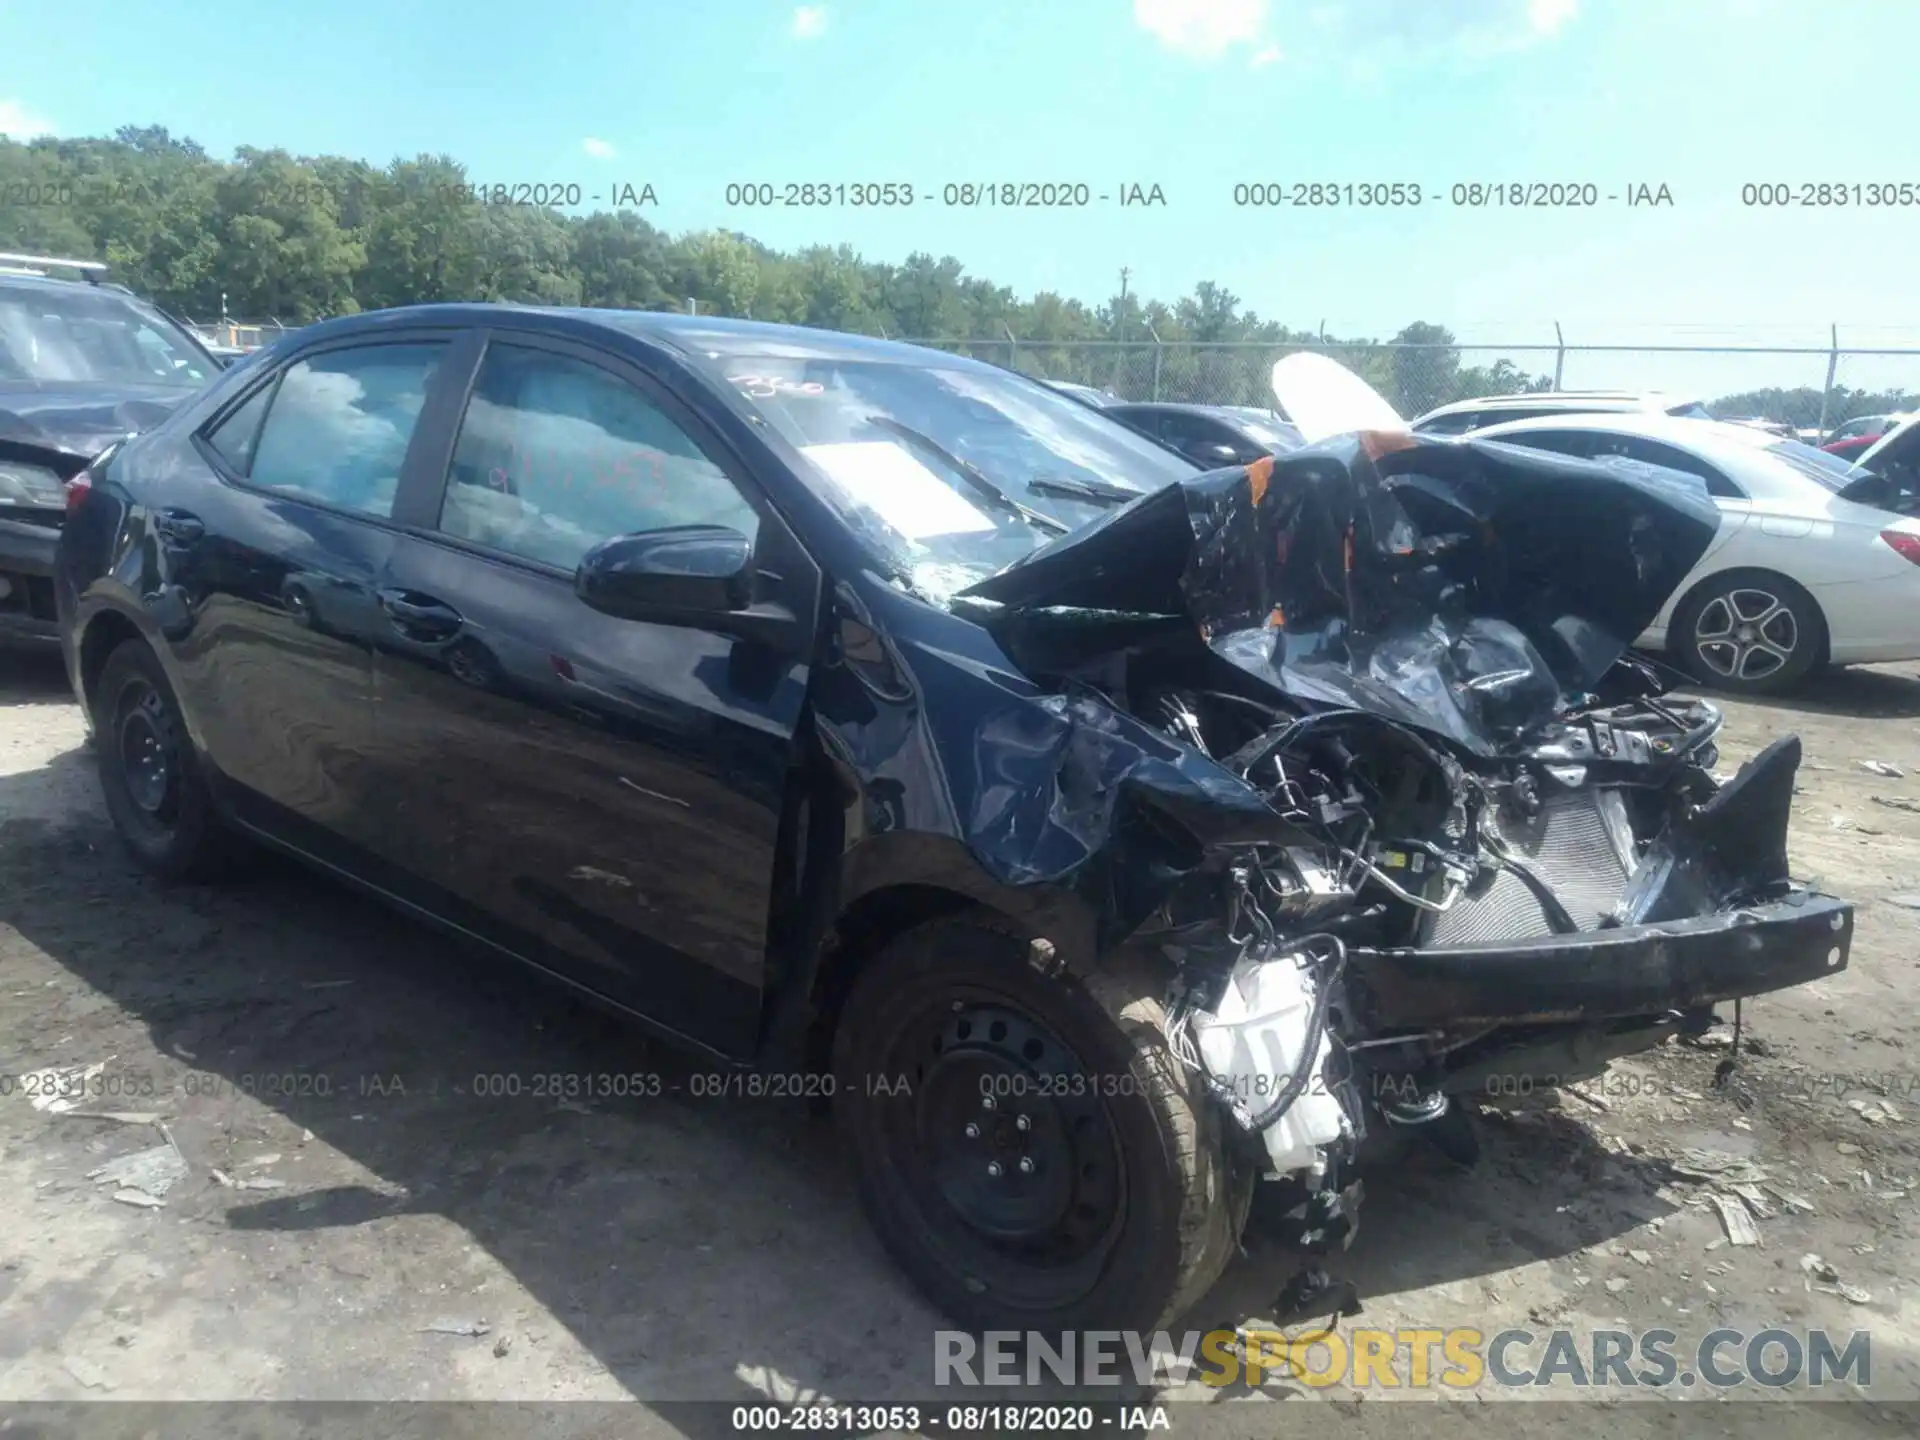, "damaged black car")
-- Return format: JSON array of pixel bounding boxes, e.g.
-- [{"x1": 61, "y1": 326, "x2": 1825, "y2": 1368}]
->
[
  {"x1": 2, "y1": 255, "x2": 226, "y2": 644},
  {"x1": 55, "y1": 308, "x2": 1852, "y2": 1337}
]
